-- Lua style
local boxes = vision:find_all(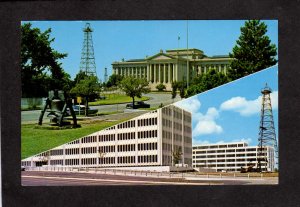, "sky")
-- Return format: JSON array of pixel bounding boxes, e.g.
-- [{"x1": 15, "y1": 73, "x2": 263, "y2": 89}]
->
[
  {"x1": 174, "y1": 65, "x2": 278, "y2": 147},
  {"x1": 23, "y1": 20, "x2": 278, "y2": 81}
]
